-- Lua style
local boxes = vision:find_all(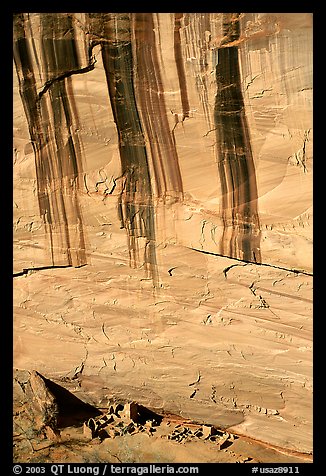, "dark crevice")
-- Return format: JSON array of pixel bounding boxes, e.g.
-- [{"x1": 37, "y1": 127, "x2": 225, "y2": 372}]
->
[
  {"x1": 187, "y1": 247, "x2": 313, "y2": 277},
  {"x1": 13, "y1": 264, "x2": 87, "y2": 278},
  {"x1": 37, "y1": 58, "x2": 97, "y2": 103},
  {"x1": 223, "y1": 262, "x2": 248, "y2": 278},
  {"x1": 168, "y1": 267, "x2": 177, "y2": 276}
]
